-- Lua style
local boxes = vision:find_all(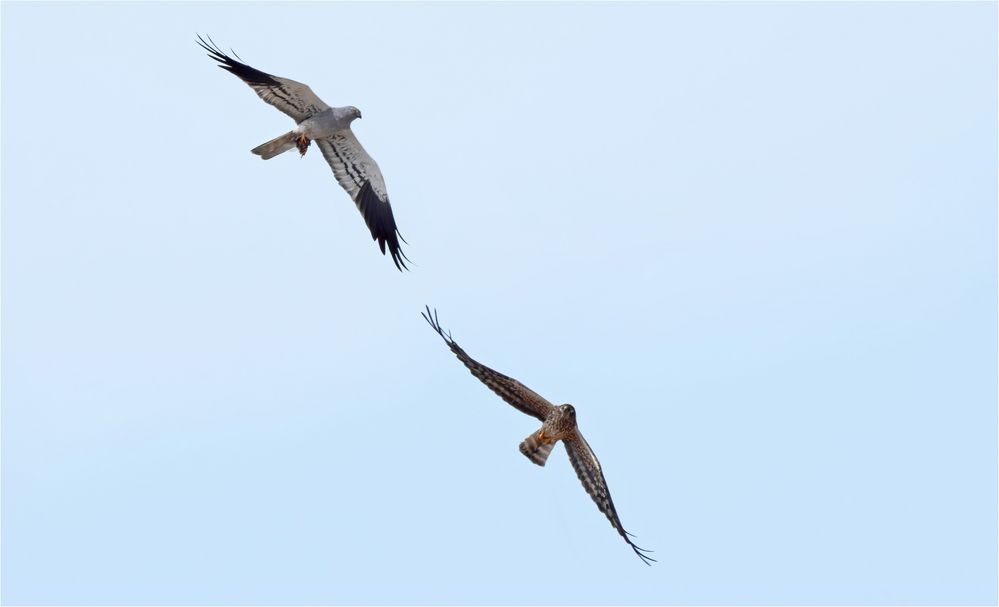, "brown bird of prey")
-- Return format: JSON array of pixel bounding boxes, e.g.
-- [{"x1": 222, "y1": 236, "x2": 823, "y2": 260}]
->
[
  {"x1": 197, "y1": 35, "x2": 409, "y2": 271},
  {"x1": 422, "y1": 307, "x2": 654, "y2": 565}
]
